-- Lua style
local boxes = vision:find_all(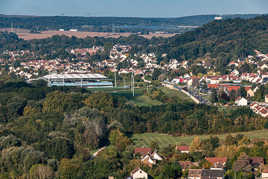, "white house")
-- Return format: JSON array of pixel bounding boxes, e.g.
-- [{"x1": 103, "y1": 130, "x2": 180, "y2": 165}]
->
[
  {"x1": 151, "y1": 151, "x2": 163, "y2": 161},
  {"x1": 235, "y1": 97, "x2": 248, "y2": 106},
  {"x1": 131, "y1": 168, "x2": 148, "y2": 179},
  {"x1": 262, "y1": 169, "x2": 268, "y2": 179}
]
